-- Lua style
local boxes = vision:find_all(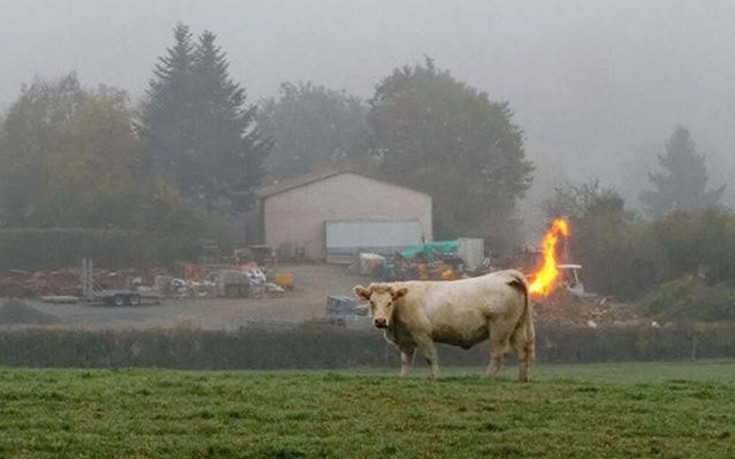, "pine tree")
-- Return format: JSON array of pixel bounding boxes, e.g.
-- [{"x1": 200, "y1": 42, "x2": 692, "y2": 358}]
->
[
  {"x1": 188, "y1": 30, "x2": 270, "y2": 211},
  {"x1": 140, "y1": 25, "x2": 270, "y2": 212},
  {"x1": 640, "y1": 126, "x2": 725, "y2": 216},
  {"x1": 140, "y1": 23, "x2": 196, "y2": 174}
]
